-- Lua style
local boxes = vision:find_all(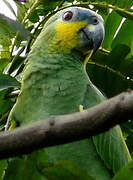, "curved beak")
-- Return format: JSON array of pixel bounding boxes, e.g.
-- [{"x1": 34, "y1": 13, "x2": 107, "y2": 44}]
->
[{"x1": 82, "y1": 23, "x2": 105, "y2": 53}]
